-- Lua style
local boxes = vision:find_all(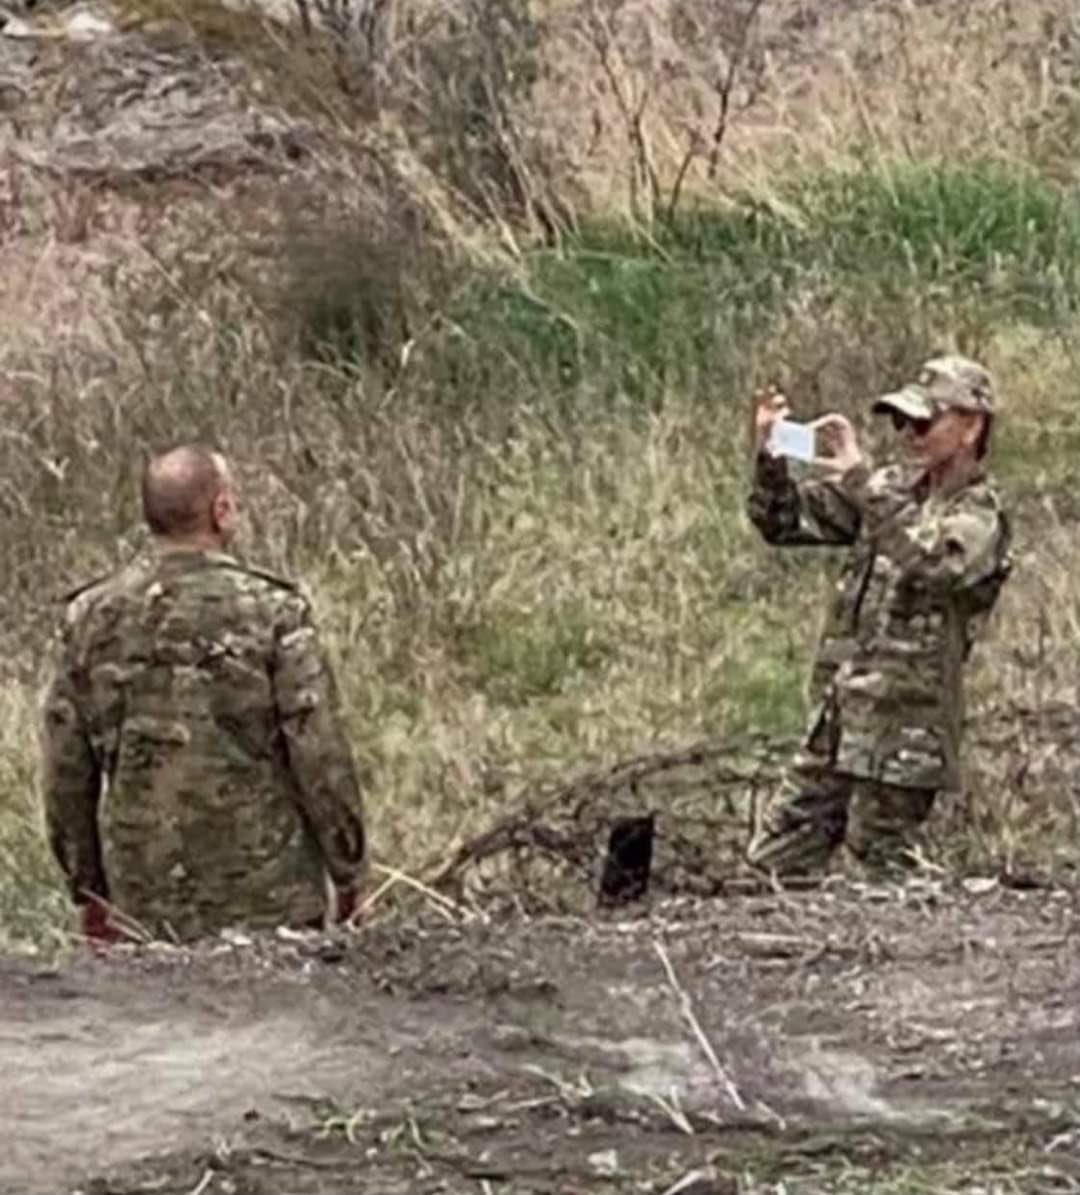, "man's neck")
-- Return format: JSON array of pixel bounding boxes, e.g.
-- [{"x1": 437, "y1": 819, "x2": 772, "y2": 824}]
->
[{"x1": 154, "y1": 532, "x2": 227, "y2": 554}]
